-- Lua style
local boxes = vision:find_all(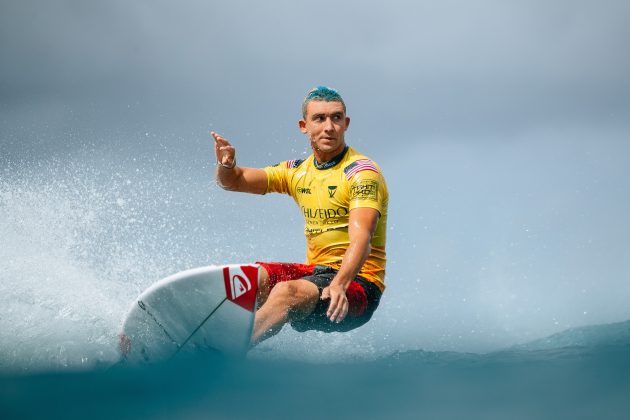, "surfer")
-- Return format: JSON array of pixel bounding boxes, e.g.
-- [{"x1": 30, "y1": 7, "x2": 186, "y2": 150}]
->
[{"x1": 212, "y1": 86, "x2": 388, "y2": 345}]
